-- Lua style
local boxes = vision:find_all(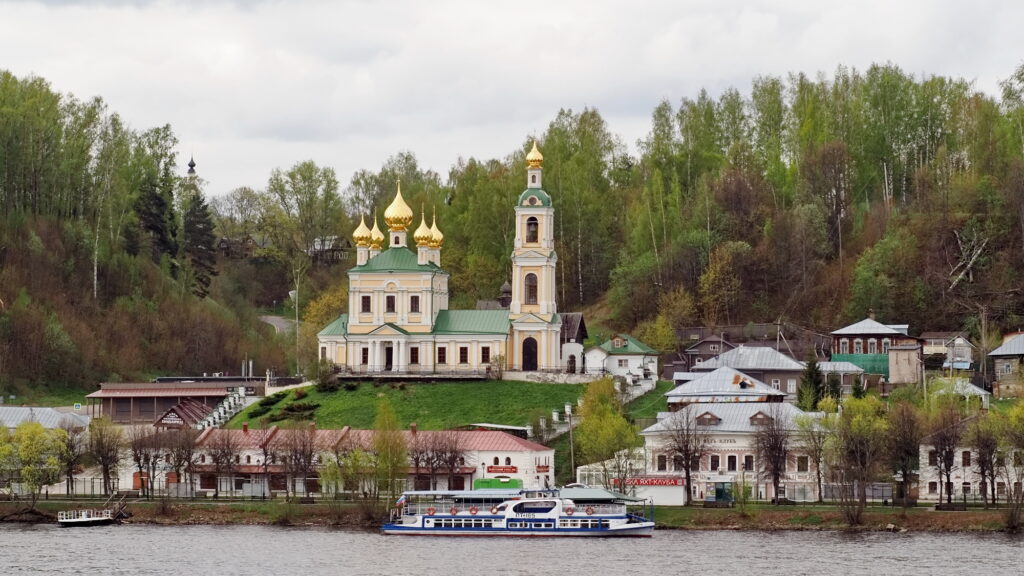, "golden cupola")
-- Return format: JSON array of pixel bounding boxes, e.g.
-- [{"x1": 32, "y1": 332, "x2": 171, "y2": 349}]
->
[
  {"x1": 352, "y1": 215, "x2": 371, "y2": 247},
  {"x1": 413, "y1": 207, "x2": 433, "y2": 247},
  {"x1": 526, "y1": 141, "x2": 544, "y2": 168},
  {"x1": 369, "y1": 216, "x2": 385, "y2": 249},
  {"x1": 429, "y1": 209, "x2": 444, "y2": 248},
  {"x1": 384, "y1": 181, "x2": 414, "y2": 232}
]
